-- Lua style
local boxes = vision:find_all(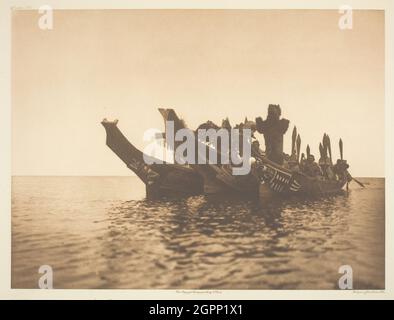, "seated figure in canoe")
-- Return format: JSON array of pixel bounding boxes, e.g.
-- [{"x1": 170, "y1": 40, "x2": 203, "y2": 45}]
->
[{"x1": 253, "y1": 104, "x2": 362, "y2": 196}]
